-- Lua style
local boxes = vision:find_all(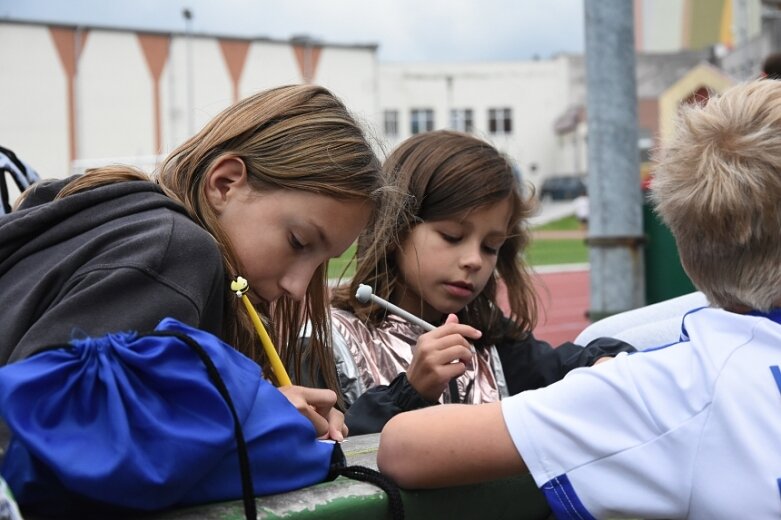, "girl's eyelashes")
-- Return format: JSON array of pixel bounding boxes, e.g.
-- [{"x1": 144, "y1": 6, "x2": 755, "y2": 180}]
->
[
  {"x1": 439, "y1": 231, "x2": 502, "y2": 254},
  {"x1": 439, "y1": 232, "x2": 462, "y2": 243},
  {"x1": 289, "y1": 233, "x2": 305, "y2": 251}
]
